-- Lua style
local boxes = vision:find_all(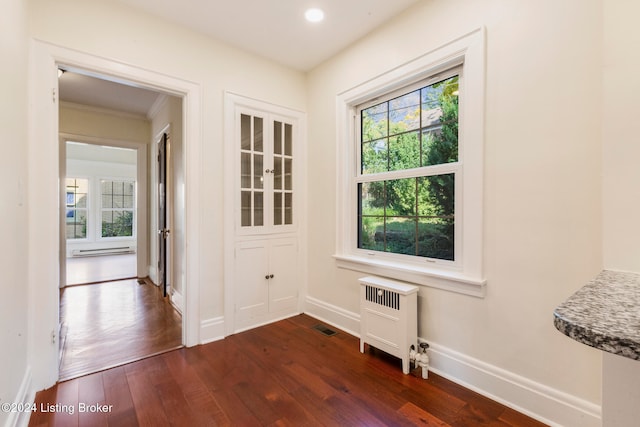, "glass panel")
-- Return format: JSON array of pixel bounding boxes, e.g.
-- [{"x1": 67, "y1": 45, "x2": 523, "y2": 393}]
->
[
  {"x1": 241, "y1": 114, "x2": 251, "y2": 150},
  {"x1": 241, "y1": 152, "x2": 251, "y2": 188},
  {"x1": 362, "y1": 139, "x2": 387, "y2": 174},
  {"x1": 274, "y1": 121, "x2": 282, "y2": 155},
  {"x1": 124, "y1": 182, "x2": 134, "y2": 196},
  {"x1": 253, "y1": 154, "x2": 263, "y2": 189},
  {"x1": 359, "y1": 215, "x2": 385, "y2": 251},
  {"x1": 417, "y1": 174, "x2": 454, "y2": 218},
  {"x1": 384, "y1": 217, "x2": 417, "y2": 255},
  {"x1": 284, "y1": 193, "x2": 293, "y2": 224},
  {"x1": 241, "y1": 191, "x2": 251, "y2": 226},
  {"x1": 254, "y1": 192, "x2": 264, "y2": 226},
  {"x1": 75, "y1": 195, "x2": 87, "y2": 208},
  {"x1": 123, "y1": 195, "x2": 134, "y2": 209},
  {"x1": 102, "y1": 210, "x2": 133, "y2": 237},
  {"x1": 284, "y1": 159, "x2": 292, "y2": 190},
  {"x1": 274, "y1": 157, "x2": 282, "y2": 190},
  {"x1": 389, "y1": 90, "x2": 420, "y2": 136},
  {"x1": 274, "y1": 192, "x2": 282, "y2": 226},
  {"x1": 362, "y1": 103, "x2": 388, "y2": 143},
  {"x1": 254, "y1": 117, "x2": 263, "y2": 152},
  {"x1": 284, "y1": 123, "x2": 292, "y2": 156},
  {"x1": 66, "y1": 210, "x2": 87, "y2": 239},
  {"x1": 416, "y1": 219, "x2": 454, "y2": 260},
  {"x1": 358, "y1": 175, "x2": 454, "y2": 260},
  {"x1": 421, "y1": 76, "x2": 459, "y2": 165},
  {"x1": 417, "y1": 174, "x2": 454, "y2": 260},
  {"x1": 102, "y1": 195, "x2": 113, "y2": 209},
  {"x1": 389, "y1": 131, "x2": 420, "y2": 171}
]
